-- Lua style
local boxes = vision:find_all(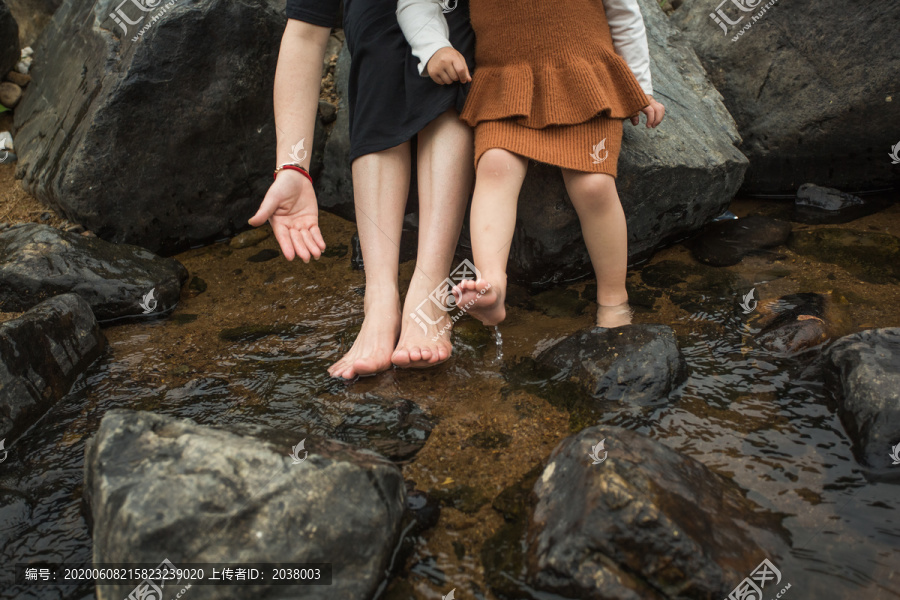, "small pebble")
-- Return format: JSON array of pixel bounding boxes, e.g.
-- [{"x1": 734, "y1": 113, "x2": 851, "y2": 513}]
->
[
  {"x1": 39, "y1": 212, "x2": 51, "y2": 222},
  {"x1": 65, "y1": 224, "x2": 85, "y2": 234},
  {"x1": 0, "y1": 82, "x2": 22, "y2": 108},
  {"x1": 229, "y1": 227, "x2": 270, "y2": 249},
  {"x1": 14, "y1": 57, "x2": 32, "y2": 75},
  {"x1": 21, "y1": 47, "x2": 33, "y2": 58},
  {"x1": 81, "y1": 230, "x2": 97, "y2": 237},
  {"x1": 4, "y1": 71, "x2": 30, "y2": 87}
]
